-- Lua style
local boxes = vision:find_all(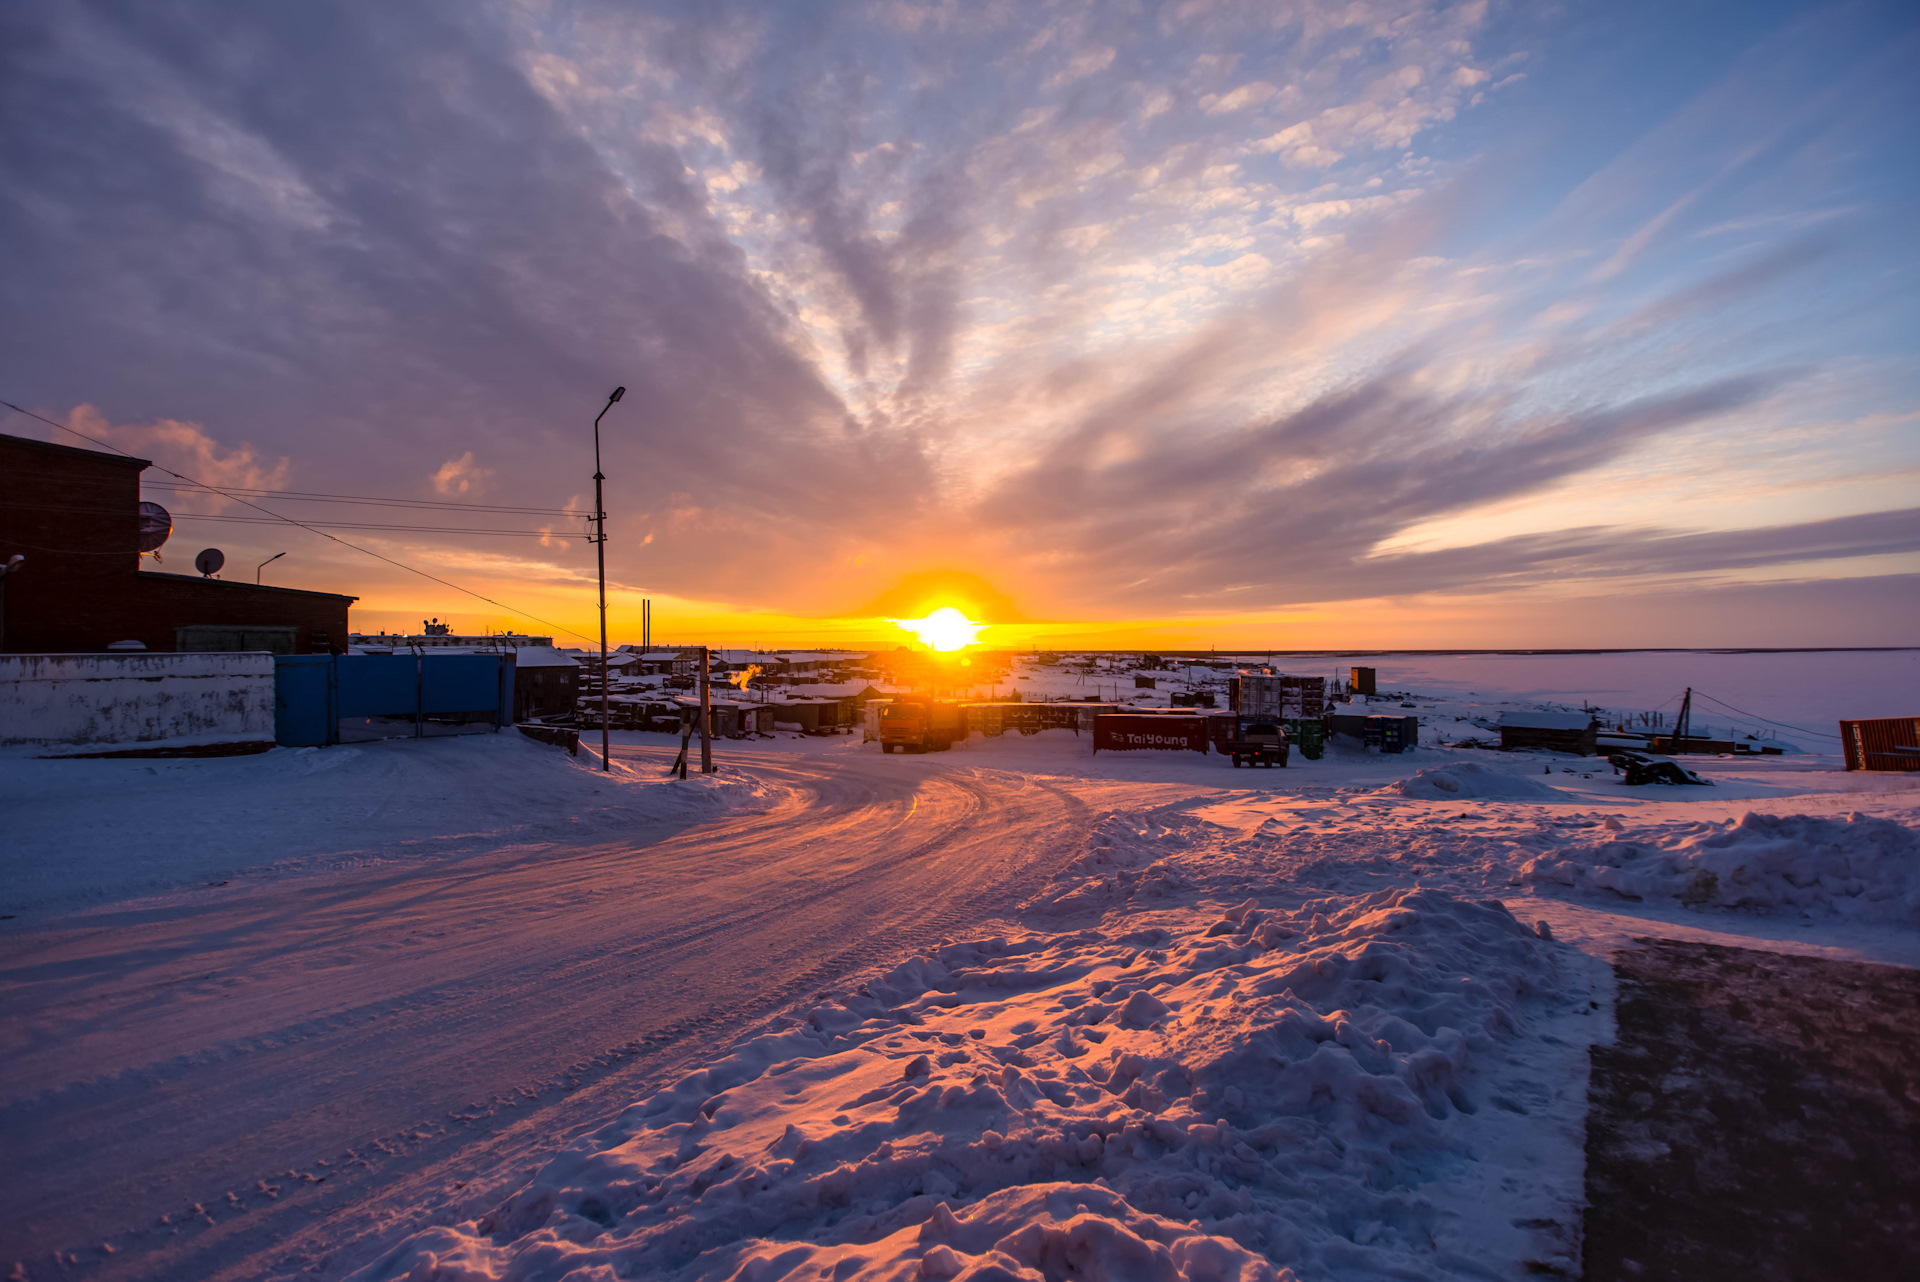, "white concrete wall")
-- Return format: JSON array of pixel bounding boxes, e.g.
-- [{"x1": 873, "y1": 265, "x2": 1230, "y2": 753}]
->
[{"x1": 0, "y1": 652, "x2": 276, "y2": 755}]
